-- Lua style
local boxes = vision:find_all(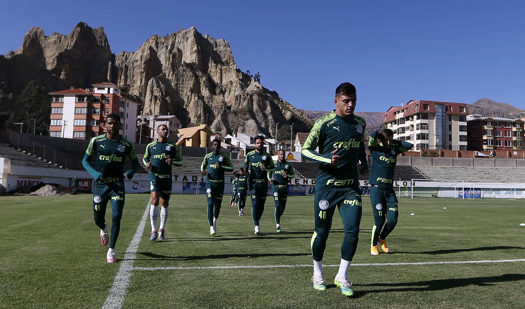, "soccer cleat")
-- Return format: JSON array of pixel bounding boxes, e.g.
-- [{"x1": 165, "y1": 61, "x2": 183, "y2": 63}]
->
[
  {"x1": 100, "y1": 225, "x2": 109, "y2": 246},
  {"x1": 158, "y1": 229, "x2": 166, "y2": 241},
  {"x1": 149, "y1": 230, "x2": 158, "y2": 241},
  {"x1": 312, "y1": 276, "x2": 326, "y2": 291},
  {"x1": 106, "y1": 249, "x2": 117, "y2": 263},
  {"x1": 276, "y1": 224, "x2": 282, "y2": 233},
  {"x1": 370, "y1": 245, "x2": 379, "y2": 256},
  {"x1": 378, "y1": 239, "x2": 389, "y2": 253},
  {"x1": 238, "y1": 209, "x2": 244, "y2": 216},
  {"x1": 334, "y1": 278, "x2": 354, "y2": 297},
  {"x1": 254, "y1": 225, "x2": 260, "y2": 235},
  {"x1": 210, "y1": 226, "x2": 216, "y2": 236}
]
